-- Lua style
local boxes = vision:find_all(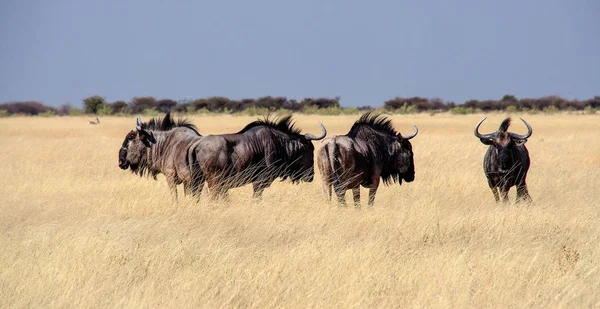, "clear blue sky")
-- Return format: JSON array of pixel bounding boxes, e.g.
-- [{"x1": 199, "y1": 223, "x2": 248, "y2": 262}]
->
[{"x1": 1, "y1": 0, "x2": 598, "y2": 108}]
